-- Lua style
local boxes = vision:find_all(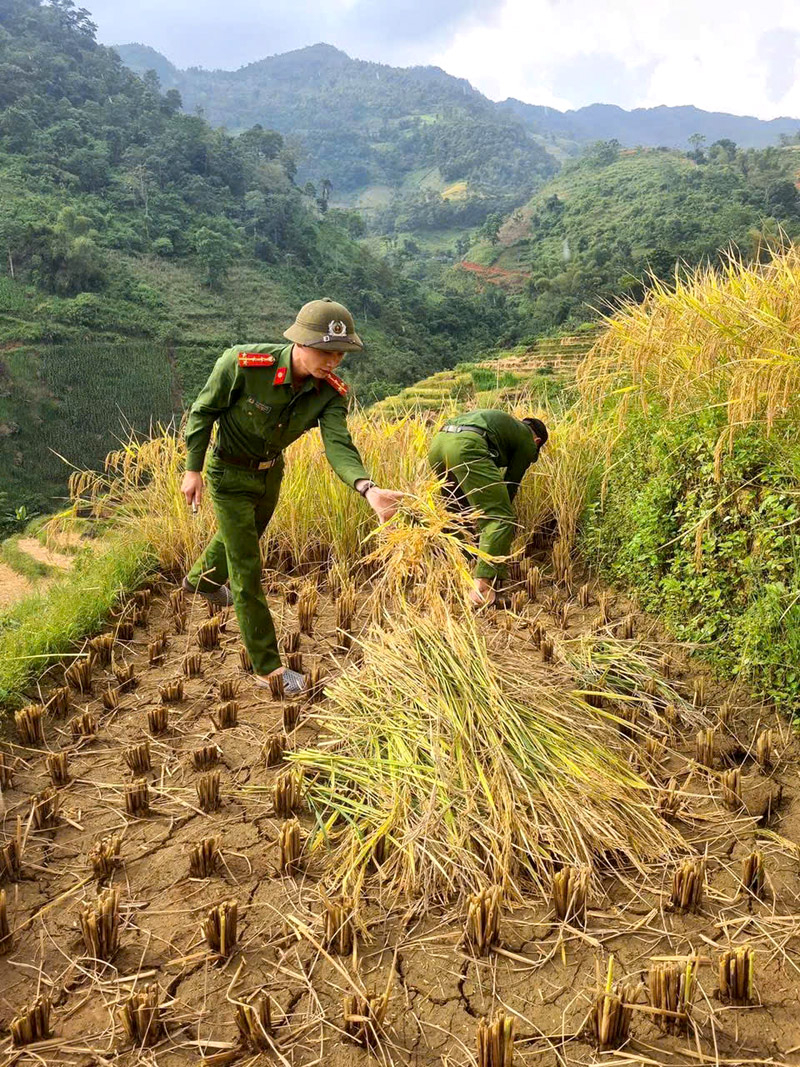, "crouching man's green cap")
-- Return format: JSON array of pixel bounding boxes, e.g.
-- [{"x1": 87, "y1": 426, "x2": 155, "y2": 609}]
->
[{"x1": 284, "y1": 297, "x2": 363, "y2": 352}]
